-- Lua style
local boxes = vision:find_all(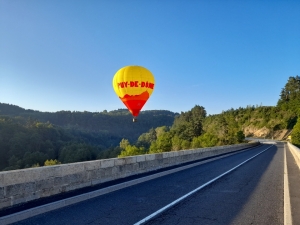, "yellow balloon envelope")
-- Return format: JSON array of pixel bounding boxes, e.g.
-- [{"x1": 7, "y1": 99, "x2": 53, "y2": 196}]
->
[{"x1": 112, "y1": 65, "x2": 155, "y2": 117}]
